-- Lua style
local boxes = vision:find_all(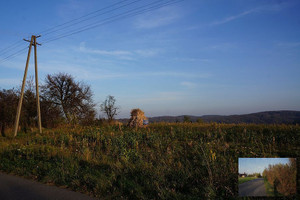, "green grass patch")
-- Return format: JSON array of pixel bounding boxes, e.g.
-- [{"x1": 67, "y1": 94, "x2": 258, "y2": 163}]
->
[
  {"x1": 238, "y1": 177, "x2": 257, "y2": 184},
  {"x1": 264, "y1": 178, "x2": 274, "y2": 196}
]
